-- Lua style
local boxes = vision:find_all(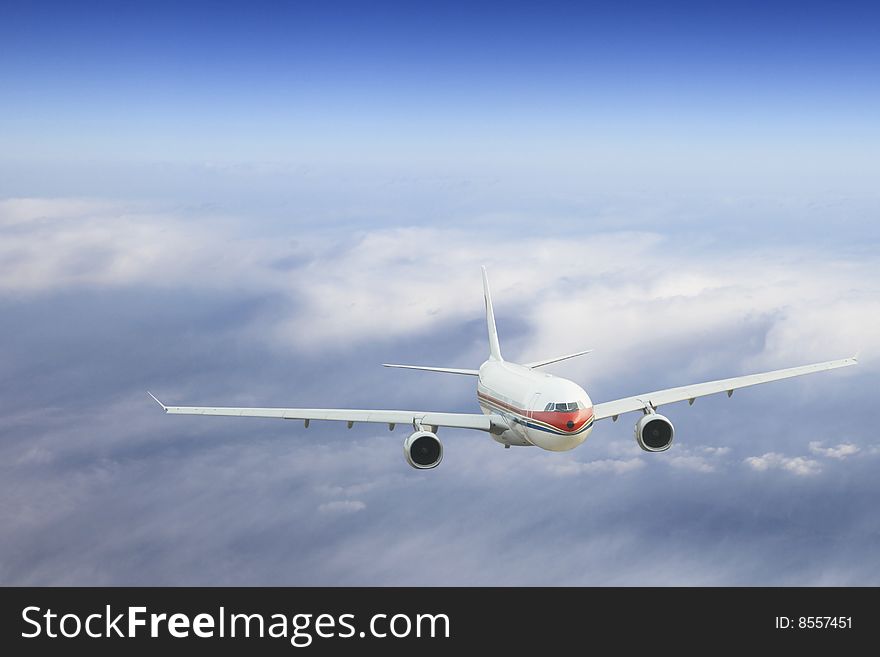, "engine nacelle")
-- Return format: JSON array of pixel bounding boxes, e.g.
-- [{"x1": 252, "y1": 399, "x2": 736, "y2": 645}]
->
[
  {"x1": 635, "y1": 413, "x2": 675, "y2": 452},
  {"x1": 404, "y1": 430, "x2": 443, "y2": 469}
]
